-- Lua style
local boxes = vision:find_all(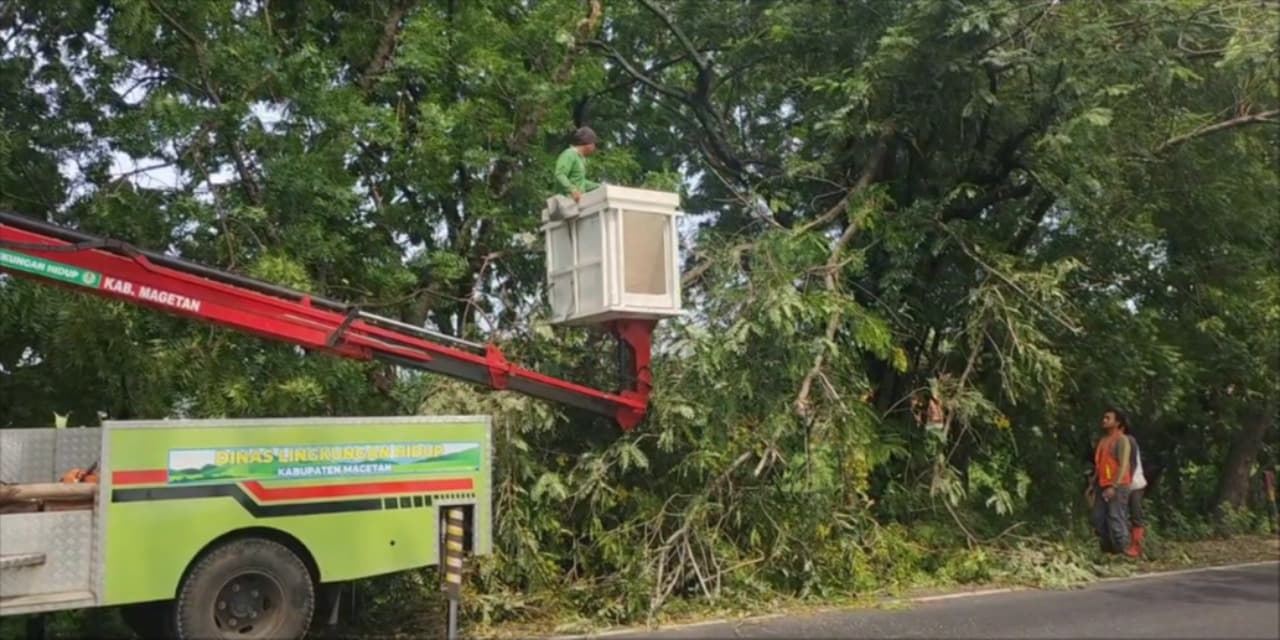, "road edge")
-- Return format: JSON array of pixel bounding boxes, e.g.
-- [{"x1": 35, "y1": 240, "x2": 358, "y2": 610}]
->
[{"x1": 544, "y1": 559, "x2": 1280, "y2": 640}]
